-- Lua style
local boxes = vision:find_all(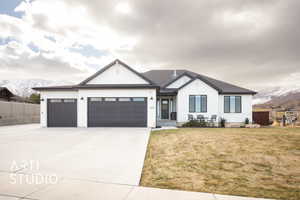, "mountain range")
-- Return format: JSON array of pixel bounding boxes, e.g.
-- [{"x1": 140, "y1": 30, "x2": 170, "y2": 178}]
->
[{"x1": 253, "y1": 86, "x2": 300, "y2": 110}]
